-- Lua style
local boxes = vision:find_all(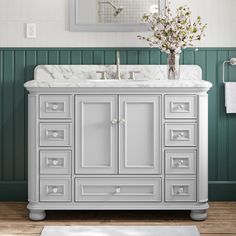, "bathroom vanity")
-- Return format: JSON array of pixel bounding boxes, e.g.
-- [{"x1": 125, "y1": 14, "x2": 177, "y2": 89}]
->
[{"x1": 24, "y1": 65, "x2": 212, "y2": 221}]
